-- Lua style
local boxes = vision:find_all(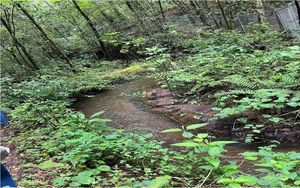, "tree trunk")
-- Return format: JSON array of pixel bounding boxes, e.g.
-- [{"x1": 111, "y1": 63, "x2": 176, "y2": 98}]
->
[
  {"x1": 101, "y1": 10, "x2": 117, "y2": 30},
  {"x1": 110, "y1": 3, "x2": 124, "y2": 20},
  {"x1": 201, "y1": 1, "x2": 219, "y2": 28},
  {"x1": 0, "y1": 17, "x2": 39, "y2": 71},
  {"x1": 217, "y1": 0, "x2": 231, "y2": 29},
  {"x1": 15, "y1": 44, "x2": 35, "y2": 70},
  {"x1": 44, "y1": 1, "x2": 93, "y2": 47},
  {"x1": 190, "y1": 1, "x2": 209, "y2": 26},
  {"x1": 125, "y1": 1, "x2": 135, "y2": 12},
  {"x1": 158, "y1": 0, "x2": 166, "y2": 24},
  {"x1": 295, "y1": 0, "x2": 300, "y2": 26},
  {"x1": 132, "y1": 1, "x2": 164, "y2": 32},
  {"x1": 256, "y1": 0, "x2": 266, "y2": 23},
  {"x1": 72, "y1": 0, "x2": 110, "y2": 60},
  {"x1": 0, "y1": 43, "x2": 33, "y2": 72},
  {"x1": 16, "y1": 3, "x2": 75, "y2": 72},
  {"x1": 125, "y1": 1, "x2": 148, "y2": 33}
]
